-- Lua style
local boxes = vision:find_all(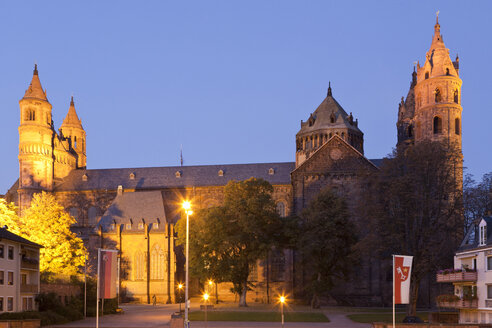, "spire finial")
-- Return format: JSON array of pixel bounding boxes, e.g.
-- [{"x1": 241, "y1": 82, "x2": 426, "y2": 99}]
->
[
  {"x1": 434, "y1": 10, "x2": 441, "y2": 32},
  {"x1": 327, "y1": 81, "x2": 332, "y2": 97},
  {"x1": 33, "y1": 64, "x2": 38, "y2": 75},
  {"x1": 70, "y1": 95, "x2": 74, "y2": 106}
]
